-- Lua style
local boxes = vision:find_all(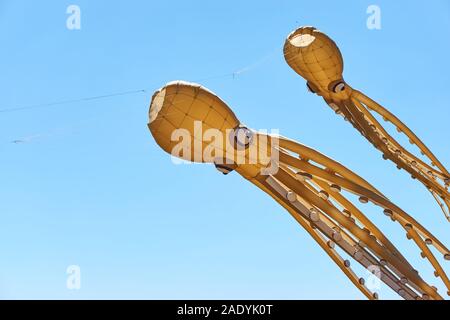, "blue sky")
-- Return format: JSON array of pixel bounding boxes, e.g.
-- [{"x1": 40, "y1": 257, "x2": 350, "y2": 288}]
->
[{"x1": 0, "y1": 0, "x2": 449, "y2": 299}]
